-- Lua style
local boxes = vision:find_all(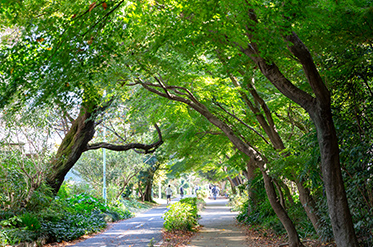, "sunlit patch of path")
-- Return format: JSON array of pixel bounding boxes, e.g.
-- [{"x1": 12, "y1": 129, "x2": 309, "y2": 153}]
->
[{"x1": 187, "y1": 198, "x2": 248, "y2": 247}]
